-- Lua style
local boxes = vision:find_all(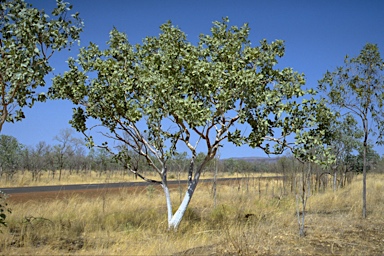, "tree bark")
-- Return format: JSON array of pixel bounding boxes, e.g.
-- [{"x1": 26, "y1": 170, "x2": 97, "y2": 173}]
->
[
  {"x1": 168, "y1": 172, "x2": 200, "y2": 230},
  {"x1": 362, "y1": 140, "x2": 367, "y2": 218},
  {"x1": 362, "y1": 117, "x2": 368, "y2": 219},
  {"x1": 162, "y1": 184, "x2": 173, "y2": 225},
  {"x1": 333, "y1": 169, "x2": 337, "y2": 192}
]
